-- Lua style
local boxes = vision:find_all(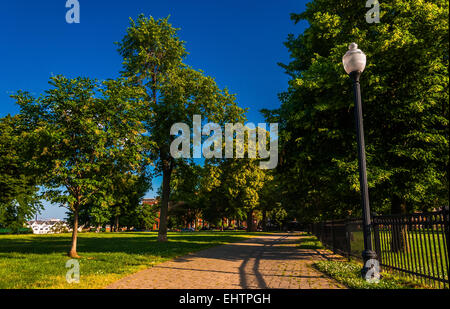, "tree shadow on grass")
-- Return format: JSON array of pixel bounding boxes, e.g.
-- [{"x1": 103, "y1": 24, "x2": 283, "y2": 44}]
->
[
  {"x1": 0, "y1": 233, "x2": 252, "y2": 256},
  {"x1": 0, "y1": 233, "x2": 320, "y2": 270}
]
